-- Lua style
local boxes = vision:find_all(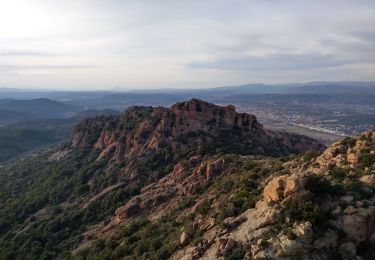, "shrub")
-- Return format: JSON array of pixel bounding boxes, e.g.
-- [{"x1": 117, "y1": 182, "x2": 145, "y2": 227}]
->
[
  {"x1": 359, "y1": 152, "x2": 374, "y2": 168},
  {"x1": 226, "y1": 248, "x2": 245, "y2": 260},
  {"x1": 330, "y1": 167, "x2": 348, "y2": 180},
  {"x1": 305, "y1": 174, "x2": 343, "y2": 198},
  {"x1": 195, "y1": 199, "x2": 211, "y2": 215},
  {"x1": 340, "y1": 137, "x2": 356, "y2": 147},
  {"x1": 283, "y1": 194, "x2": 322, "y2": 223}
]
